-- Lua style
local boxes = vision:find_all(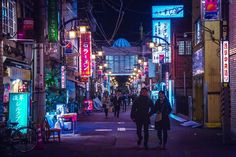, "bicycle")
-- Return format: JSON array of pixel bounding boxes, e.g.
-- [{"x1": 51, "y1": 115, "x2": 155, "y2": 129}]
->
[{"x1": 0, "y1": 121, "x2": 37, "y2": 156}]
